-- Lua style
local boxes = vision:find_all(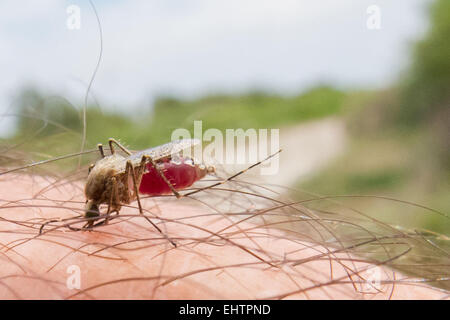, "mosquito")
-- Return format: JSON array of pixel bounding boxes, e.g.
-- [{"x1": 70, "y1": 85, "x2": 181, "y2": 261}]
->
[
  {"x1": 83, "y1": 138, "x2": 215, "y2": 243},
  {"x1": 32, "y1": 138, "x2": 281, "y2": 245}
]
